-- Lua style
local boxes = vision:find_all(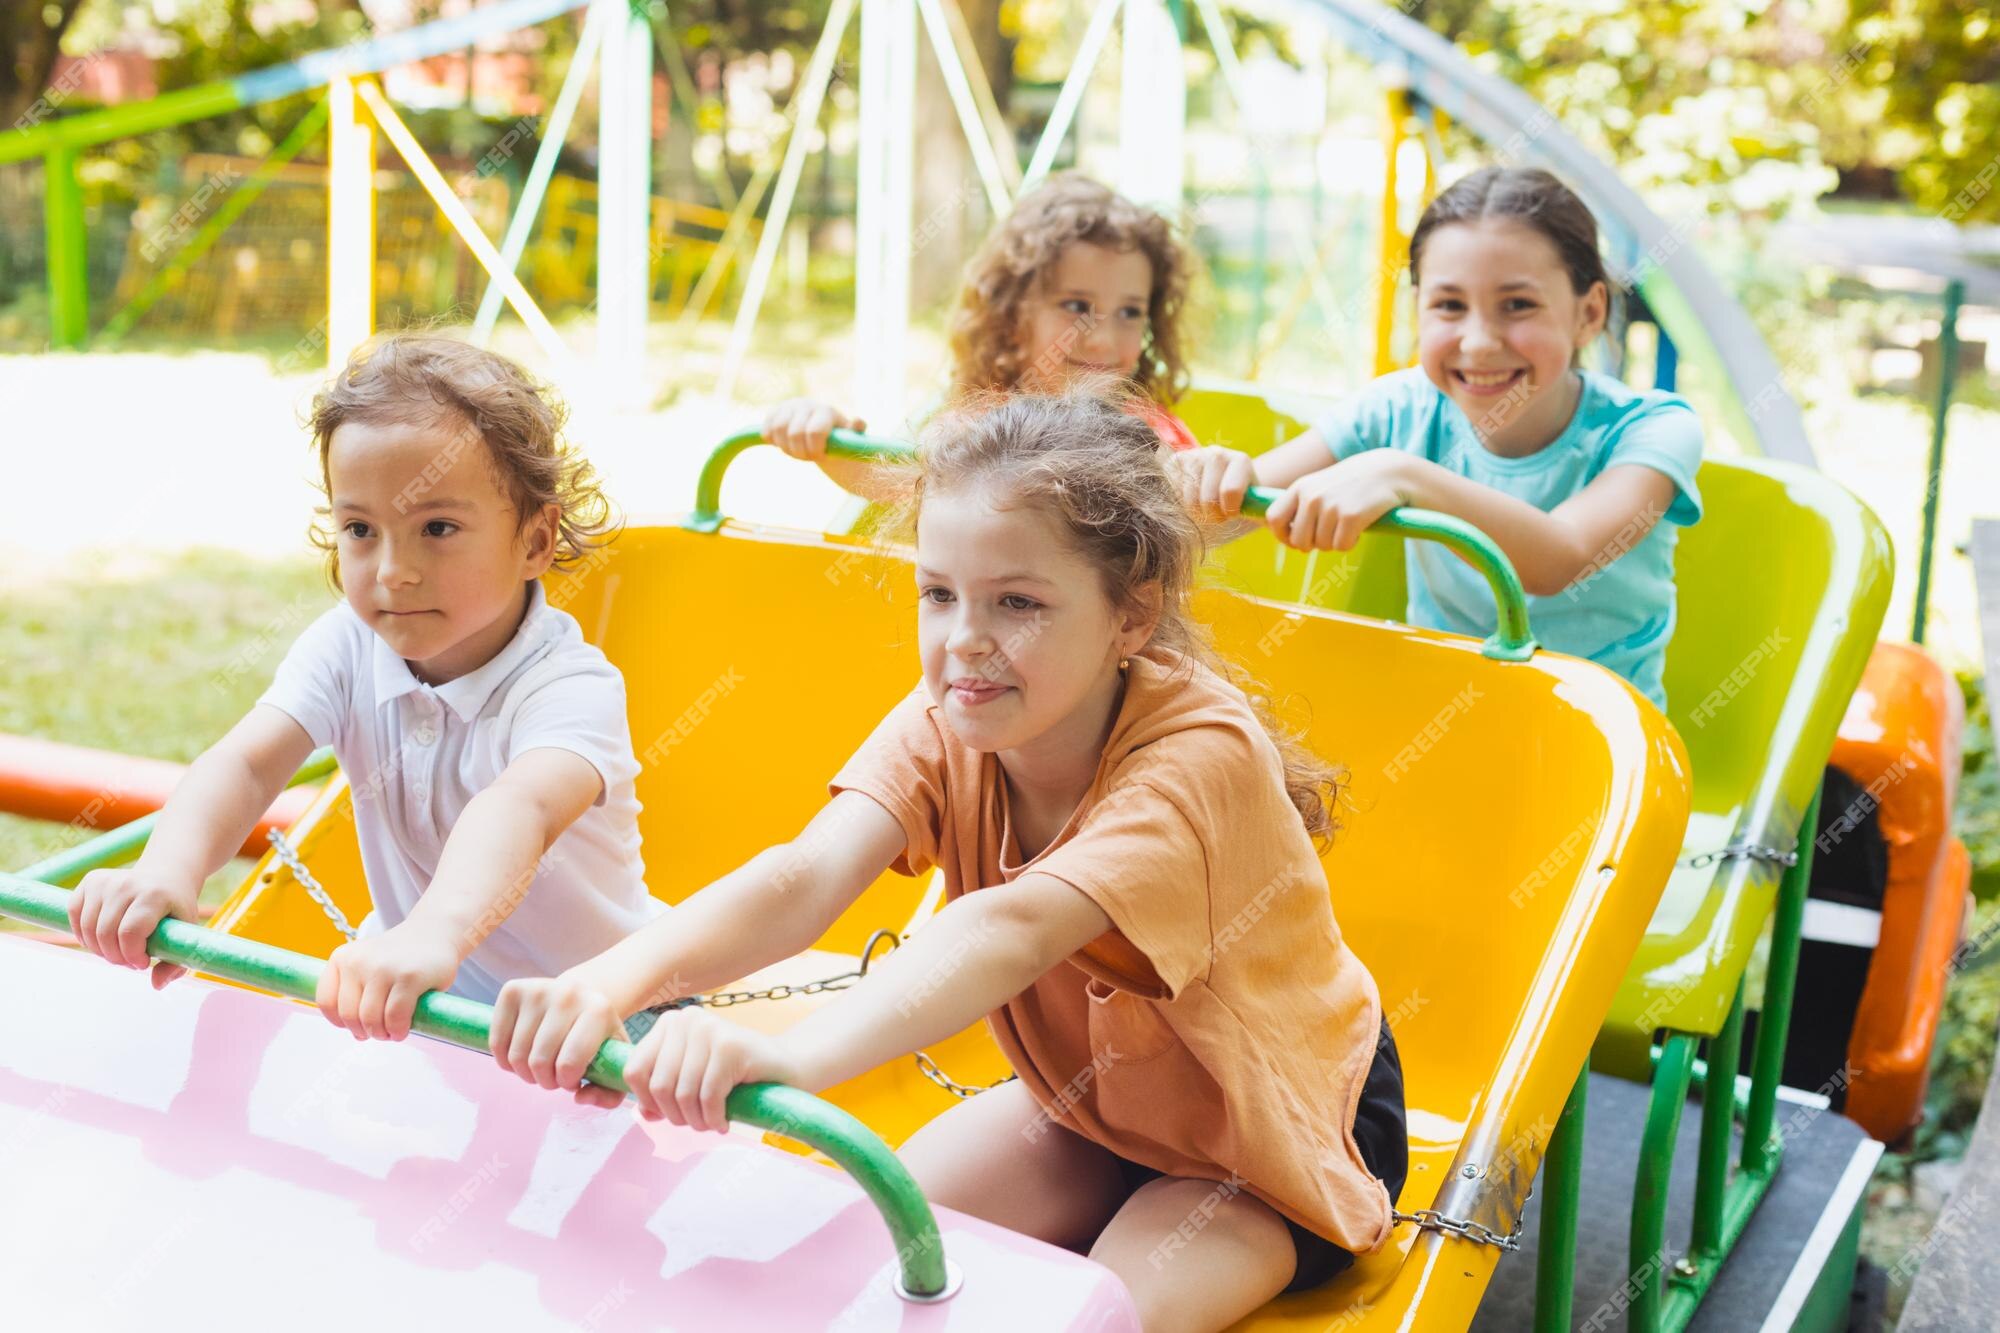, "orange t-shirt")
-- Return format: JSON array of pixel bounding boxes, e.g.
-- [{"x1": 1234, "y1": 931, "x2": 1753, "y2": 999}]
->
[{"x1": 830, "y1": 652, "x2": 1392, "y2": 1251}]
